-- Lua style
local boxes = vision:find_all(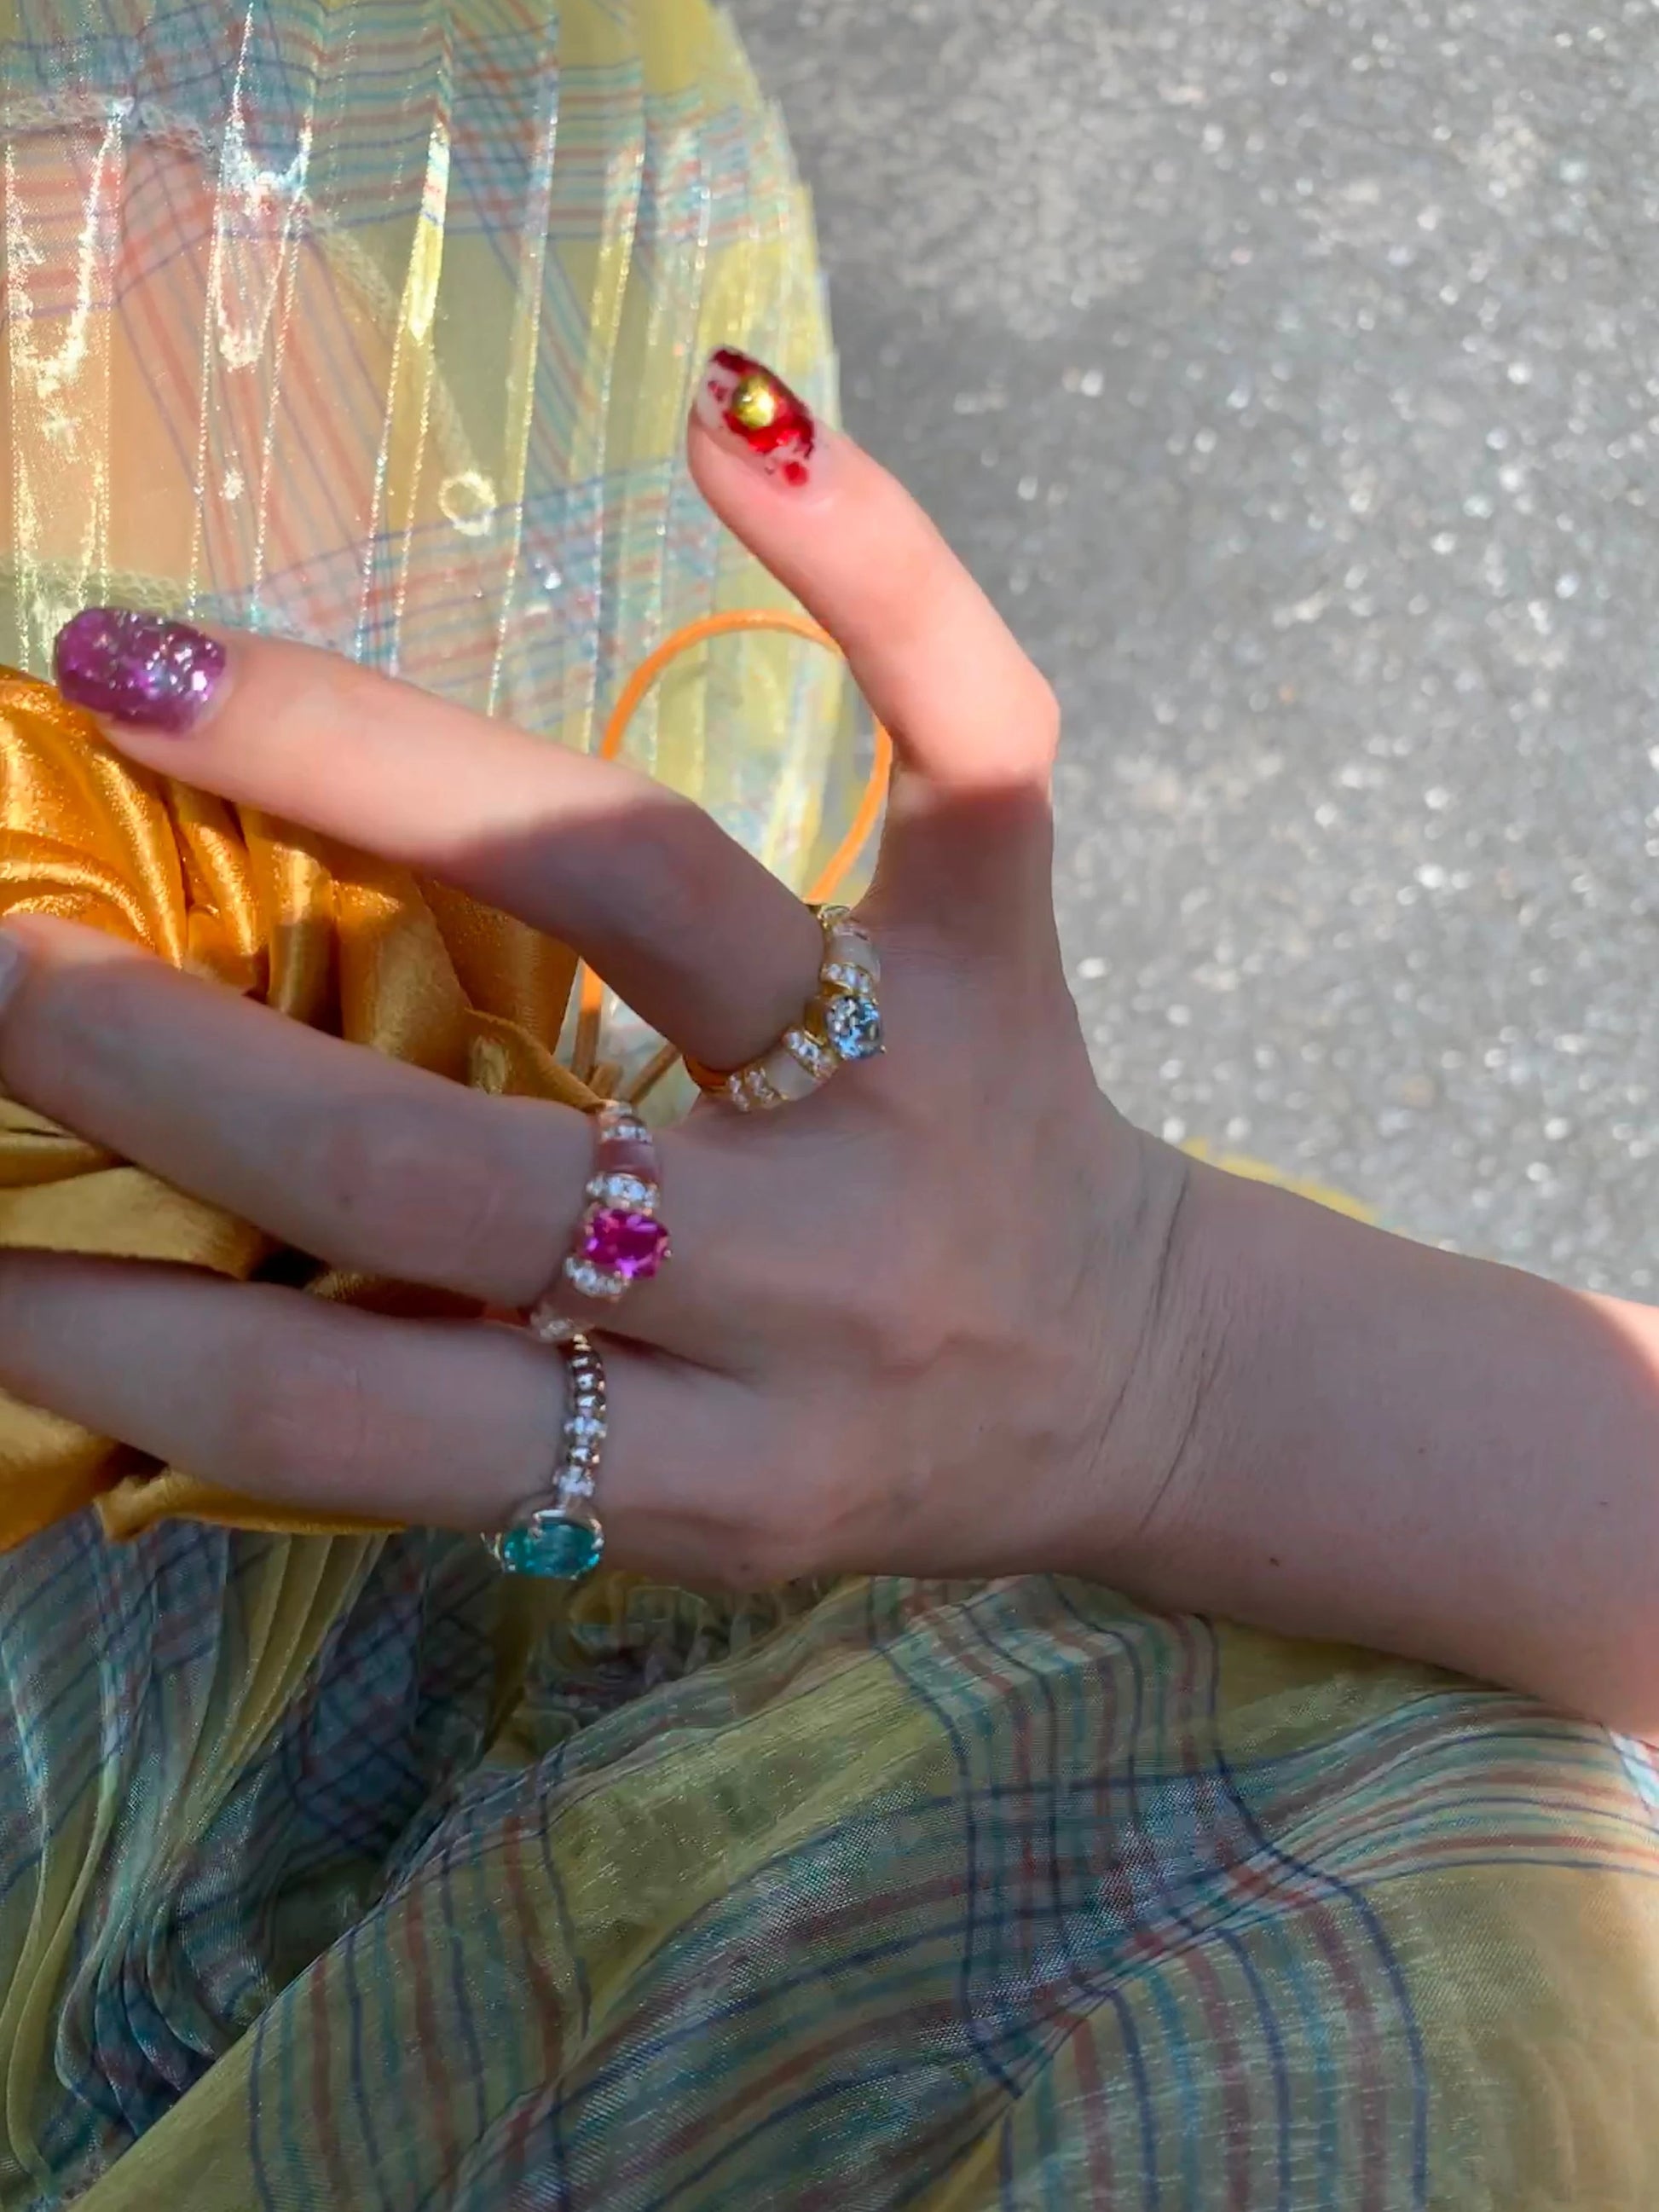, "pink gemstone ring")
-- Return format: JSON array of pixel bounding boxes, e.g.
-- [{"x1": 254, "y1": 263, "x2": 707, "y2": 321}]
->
[{"x1": 528, "y1": 1102, "x2": 670, "y2": 1341}]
